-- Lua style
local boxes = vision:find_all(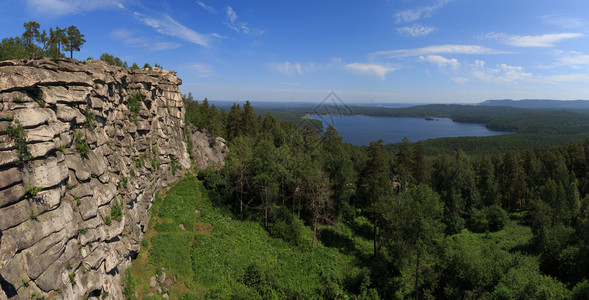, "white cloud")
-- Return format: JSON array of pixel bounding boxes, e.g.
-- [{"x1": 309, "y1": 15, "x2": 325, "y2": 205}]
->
[
  {"x1": 196, "y1": 1, "x2": 216, "y2": 13},
  {"x1": 25, "y1": 0, "x2": 124, "y2": 16},
  {"x1": 192, "y1": 64, "x2": 213, "y2": 77},
  {"x1": 373, "y1": 45, "x2": 508, "y2": 58},
  {"x1": 395, "y1": 0, "x2": 448, "y2": 23},
  {"x1": 557, "y1": 52, "x2": 589, "y2": 68},
  {"x1": 280, "y1": 82, "x2": 301, "y2": 86},
  {"x1": 134, "y1": 12, "x2": 209, "y2": 47},
  {"x1": 544, "y1": 73, "x2": 589, "y2": 83},
  {"x1": 420, "y1": 55, "x2": 459, "y2": 70},
  {"x1": 540, "y1": 14, "x2": 587, "y2": 29},
  {"x1": 397, "y1": 24, "x2": 437, "y2": 37},
  {"x1": 270, "y1": 60, "x2": 336, "y2": 76},
  {"x1": 345, "y1": 63, "x2": 398, "y2": 80},
  {"x1": 484, "y1": 32, "x2": 583, "y2": 47},
  {"x1": 110, "y1": 28, "x2": 181, "y2": 51},
  {"x1": 225, "y1": 6, "x2": 250, "y2": 34},
  {"x1": 152, "y1": 42, "x2": 181, "y2": 51},
  {"x1": 211, "y1": 33, "x2": 227, "y2": 39},
  {"x1": 470, "y1": 60, "x2": 532, "y2": 83},
  {"x1": 451, "y1": 77, "x2": 469, "y2": 84},
  {"x1": 271, "y1": 62, "x2": 304, "y2": 76},
  {"x1": 110, "y1": 28, "x2": 134, "y2": 40}
]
